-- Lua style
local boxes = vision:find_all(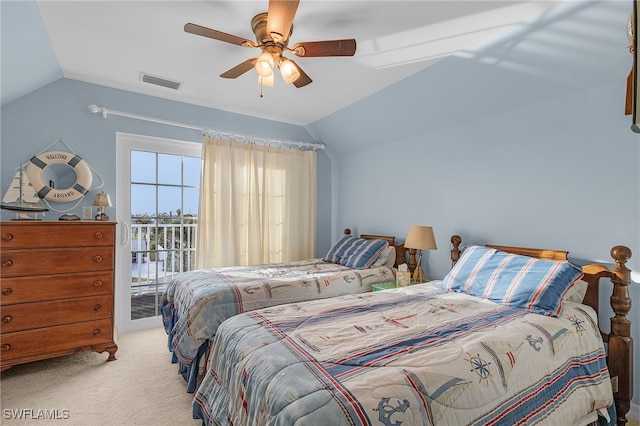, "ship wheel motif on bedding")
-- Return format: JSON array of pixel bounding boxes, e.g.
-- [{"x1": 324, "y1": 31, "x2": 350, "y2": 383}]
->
[
  {"x1": 572, "y1": 306, "x2": 599, "y2": 336},
  {"x1": 480, "y1": 341, "x2": 524, "y2": 388},
  {"x1": 565, "y1": 314, "x2": 586, "y2": 336},
  {"x1": 466, "y1": 353, "x2": 492, "y2": 383}
]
